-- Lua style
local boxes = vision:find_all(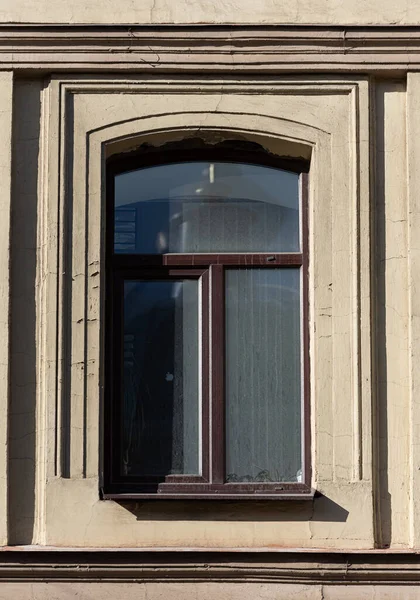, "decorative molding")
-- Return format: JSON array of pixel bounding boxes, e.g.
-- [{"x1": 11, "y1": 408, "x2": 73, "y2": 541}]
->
[
  {"x1": 31, "y1": 73, "x2": 376, "y2": 547},
  {"x1": 407, "y1": 73, "x2": 420, "y2": 548},
  {"x1": 0, "y1": 550, "x2": 420, "y2": 584},
  {"x1": 1, "y1": 25, "x2": 420, "y2": 71},
  {"x1": 48, "y1": 76, "x2": 365, "y2": 484}
]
